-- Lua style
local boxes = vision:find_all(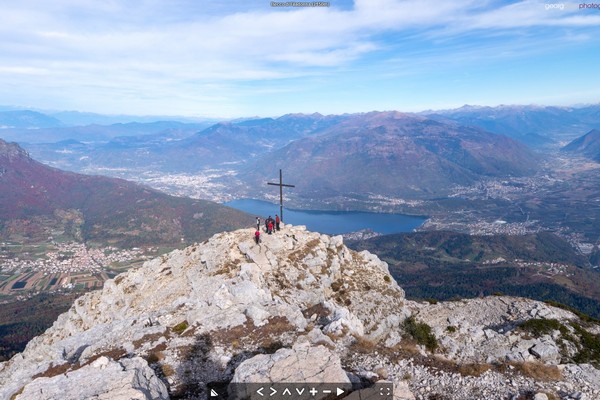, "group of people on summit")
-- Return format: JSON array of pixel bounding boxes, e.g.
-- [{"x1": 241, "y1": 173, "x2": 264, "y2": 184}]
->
[{"x1": 254, "y1": 214, "x2": 280, "y2": 244}]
